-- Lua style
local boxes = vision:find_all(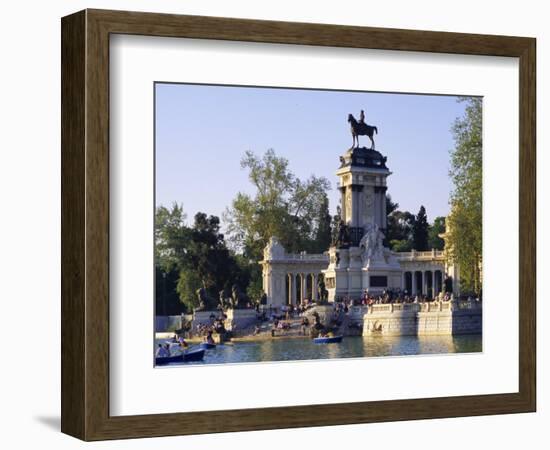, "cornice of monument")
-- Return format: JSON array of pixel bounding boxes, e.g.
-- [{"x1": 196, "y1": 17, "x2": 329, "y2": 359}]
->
[{"x1": 338, "y1": 146, "x2": 389, "y2": 171}]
